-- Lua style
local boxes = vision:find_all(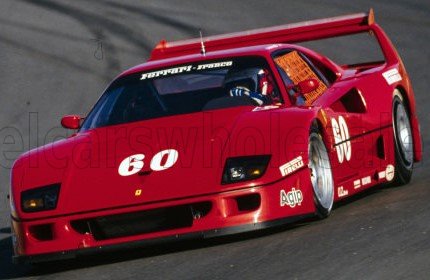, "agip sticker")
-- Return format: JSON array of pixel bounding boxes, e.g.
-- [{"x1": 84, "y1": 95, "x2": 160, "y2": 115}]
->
[{"x1": 280, "y1": 188, "x2": 303, "y2": 208}]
